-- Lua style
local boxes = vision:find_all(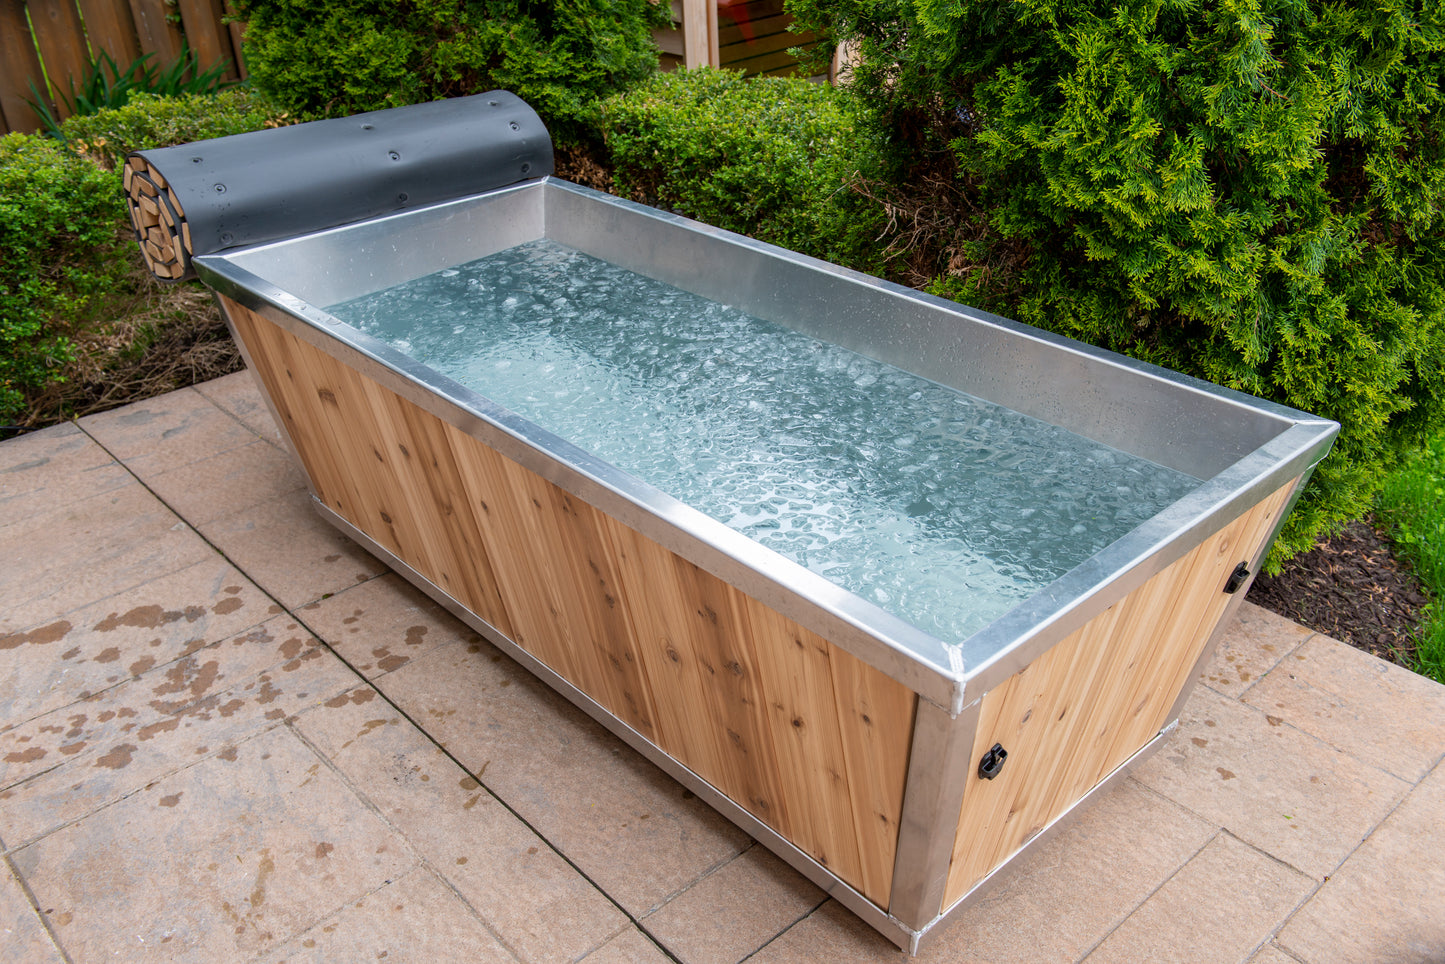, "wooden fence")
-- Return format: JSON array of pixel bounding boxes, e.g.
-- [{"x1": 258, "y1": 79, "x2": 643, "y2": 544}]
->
[
  {"x1": 0, "y1": 0, "x2": 245, "y2": 135},
  {"x1": 655, "y1": 0, "x2": 822, "y2": 76}
]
